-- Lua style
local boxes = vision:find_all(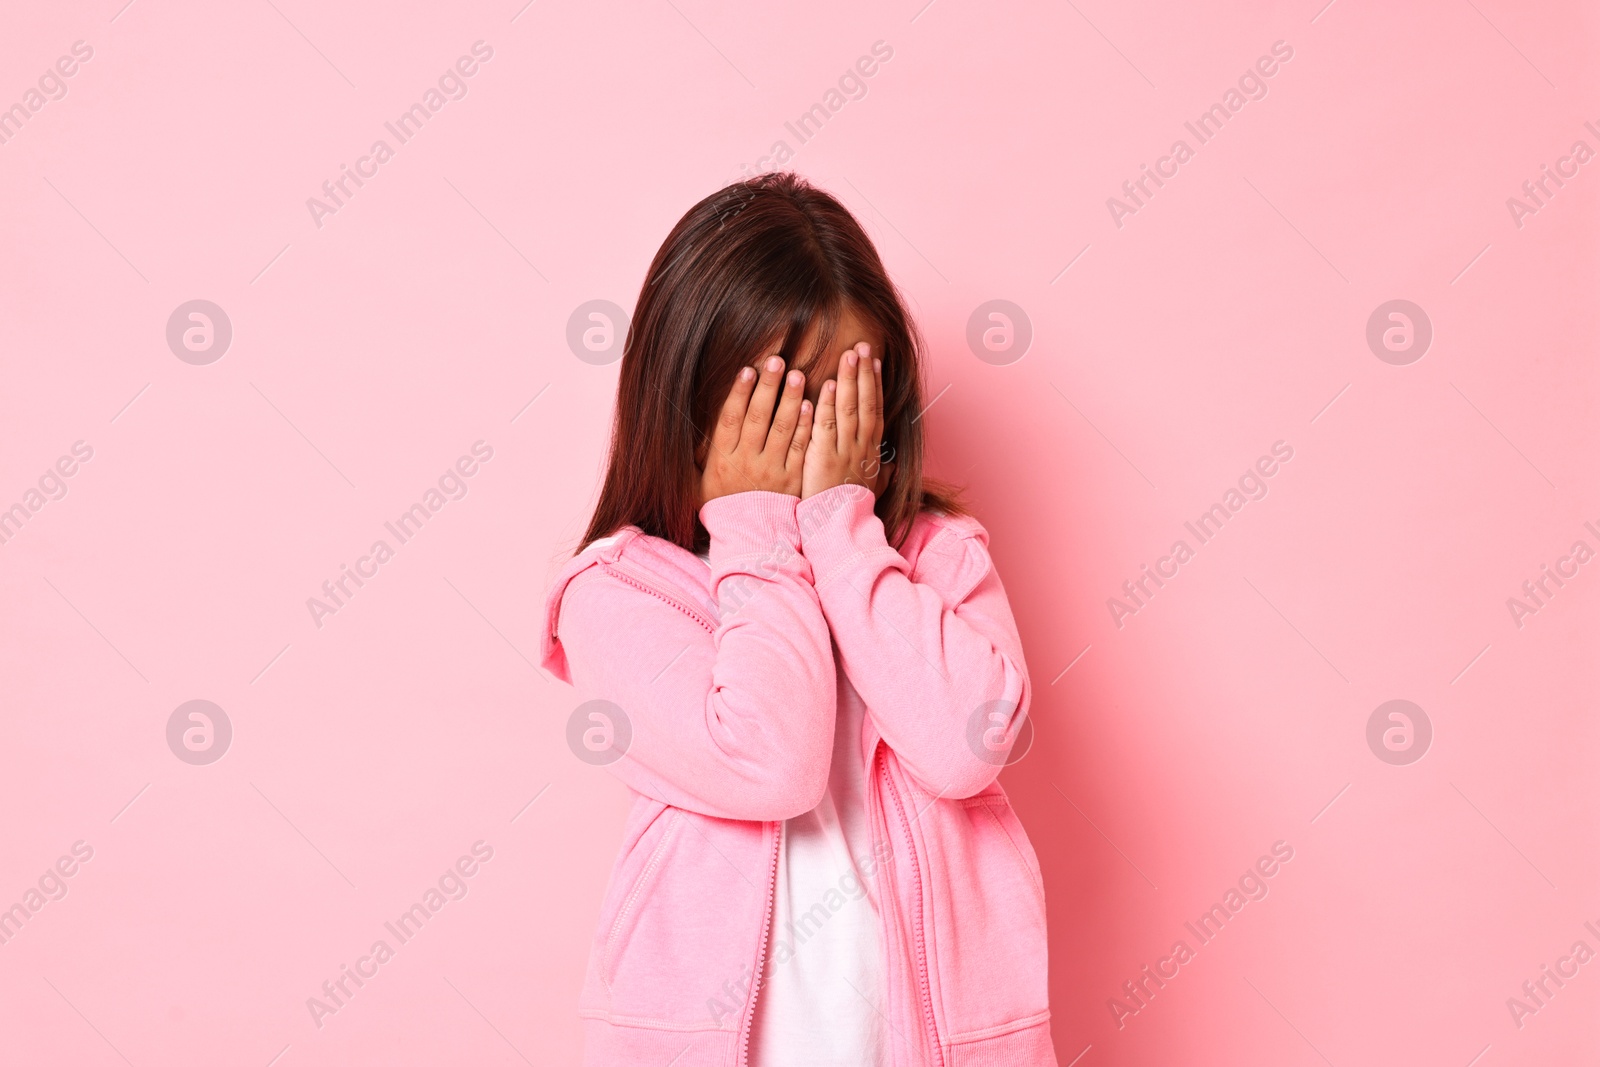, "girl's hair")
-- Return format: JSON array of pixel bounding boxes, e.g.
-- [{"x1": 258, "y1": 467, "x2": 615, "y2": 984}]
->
[{"x1": 578, "y1": 171, "x2": 966, "y2": 555}]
